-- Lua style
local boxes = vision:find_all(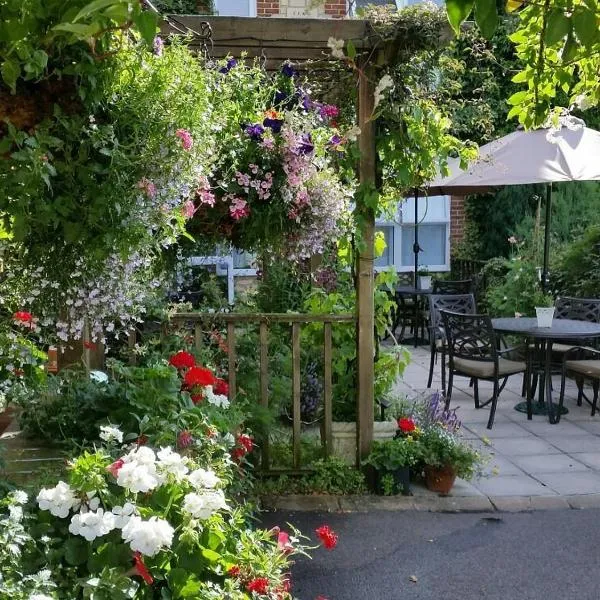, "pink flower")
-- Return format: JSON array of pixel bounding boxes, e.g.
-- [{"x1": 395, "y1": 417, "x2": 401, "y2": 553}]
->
[
  {"x1": 198, "y1": 189, "x2": 215, "y2": 206},
  {"x1": 177, "y1": 430, "x2": 194, "y2": 448},
  {"x1": 176, "y1": 128, "x2": 193, "y2": 151},
  {"x1": 182, "y1": 200, "x2": 196, "y2": 218},
  {"x1": 137, "y1": 178, "x2": 156, "y2": 198},
  {"x1": 277, "y1": 530, "x2": 294, "y2": 554},
  {"x1": 319, "y1": 104, "x2": 339, "y2": 119},
  {"x1": 107, "y1": 459, "x2": 124, "y2": 478},
  {"x1": 261, "y1": 137, "x2": 275, "y2": 150},
  {"x1": 230, "y1": 197, "x2": 250, "y2": 221}
]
